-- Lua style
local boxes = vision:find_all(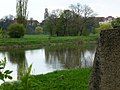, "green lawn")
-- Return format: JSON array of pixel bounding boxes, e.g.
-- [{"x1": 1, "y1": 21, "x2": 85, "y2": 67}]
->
[
  {"x1": 0, "y1": 34, "x2": 99, "y2": 47},
  {"x1": 0, "y1": 68, "x2": 91, "y2": 90}
]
